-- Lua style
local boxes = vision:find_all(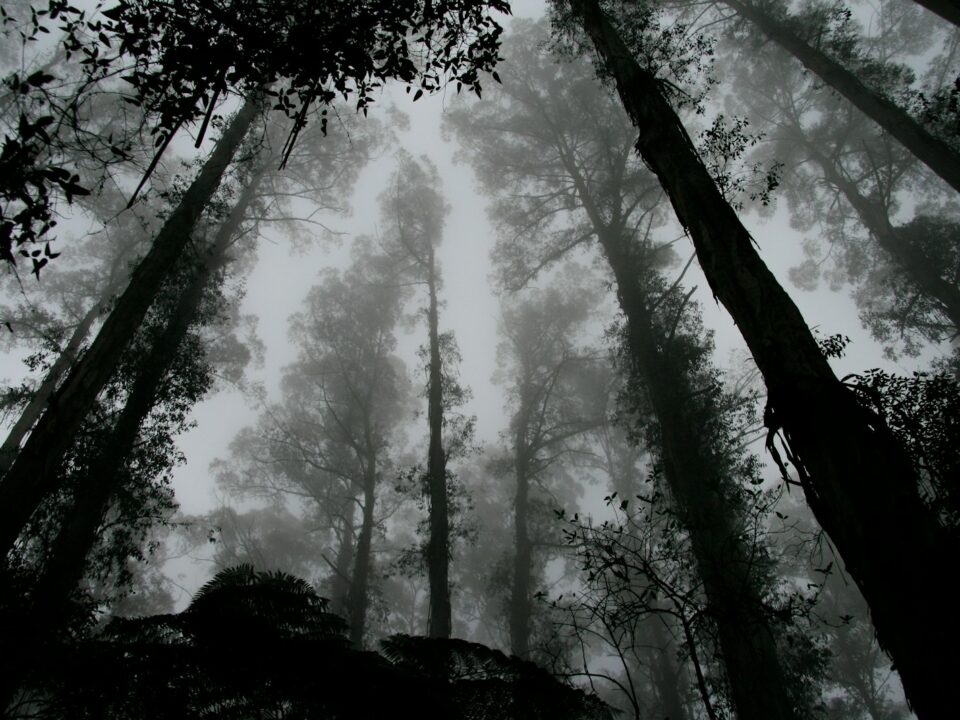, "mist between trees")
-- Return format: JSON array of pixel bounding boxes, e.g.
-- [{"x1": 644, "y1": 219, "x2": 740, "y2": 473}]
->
[{"x1": 0, "y1": 0, "x2": 957, "y2": 718}]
